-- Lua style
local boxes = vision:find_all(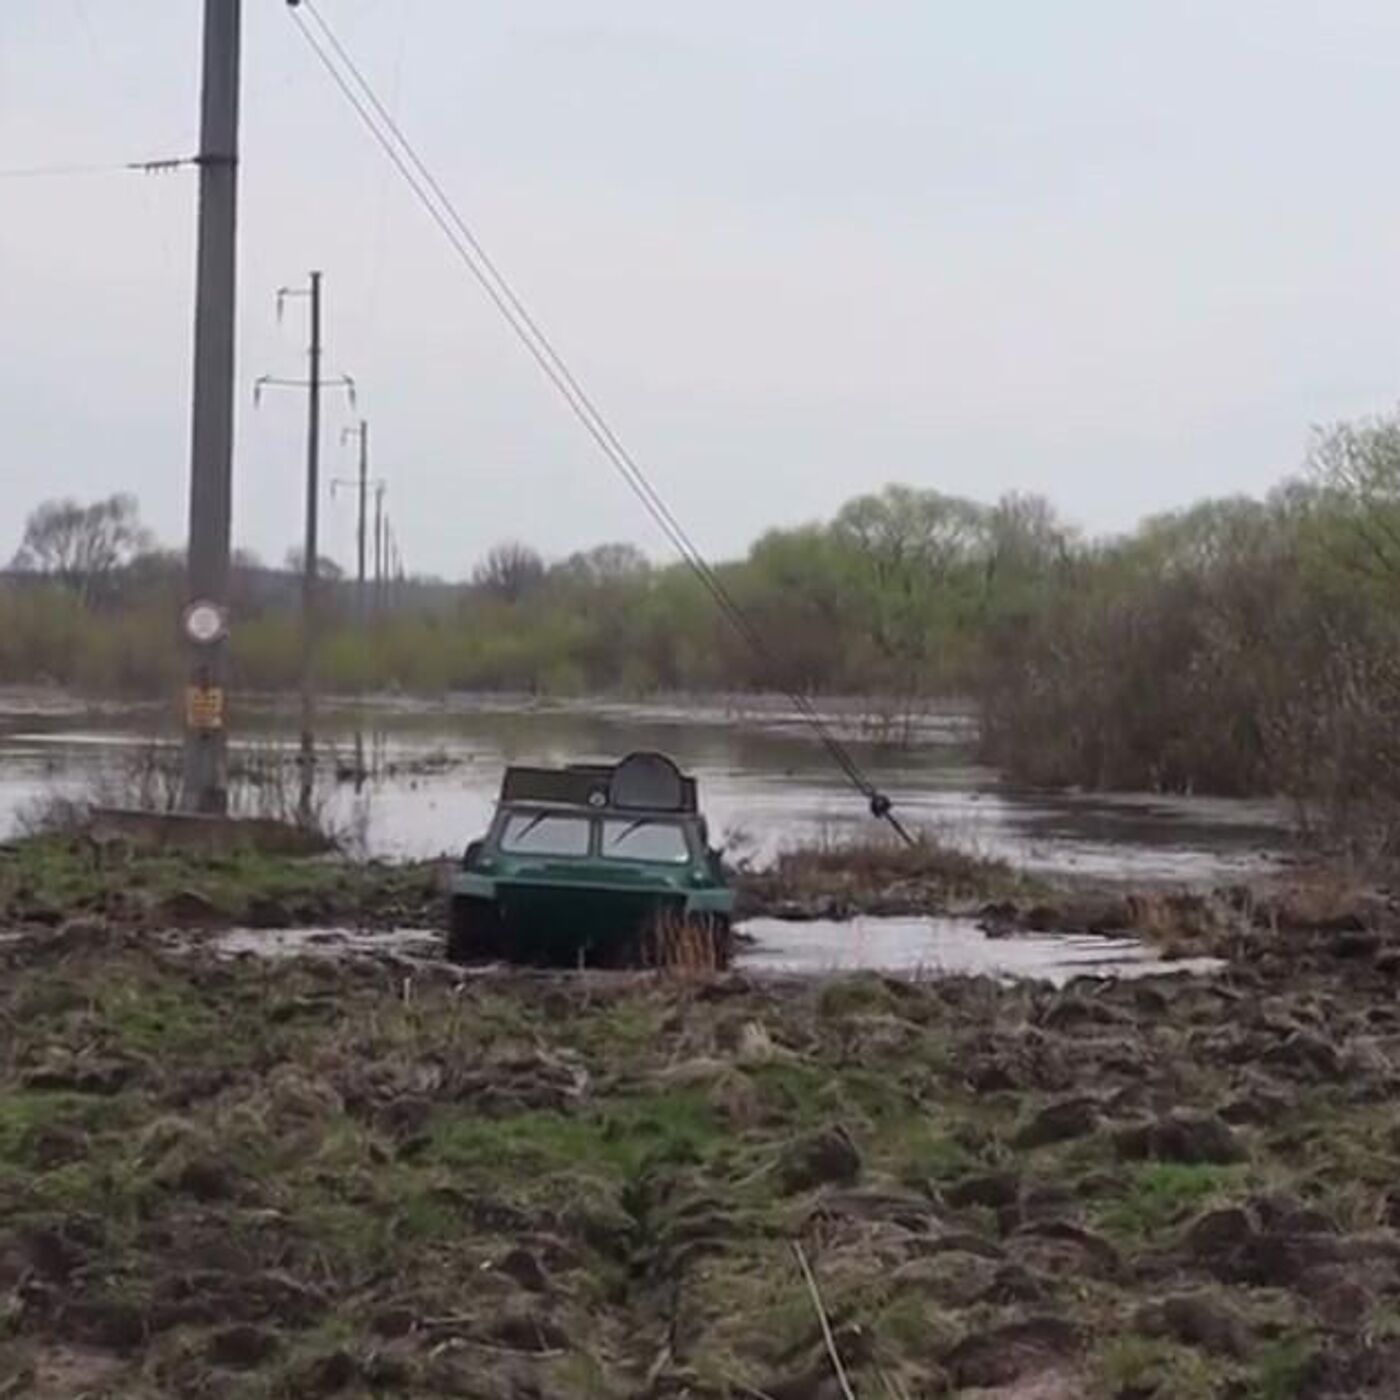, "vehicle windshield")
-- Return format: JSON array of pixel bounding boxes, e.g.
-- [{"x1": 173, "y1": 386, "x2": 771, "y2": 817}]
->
[
  {"x1": 500, "y1": 812, "x2": 591, "y2": 857},
  {"x1": 602, "y1": 818, "x2": 690, "y2": 864}
]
